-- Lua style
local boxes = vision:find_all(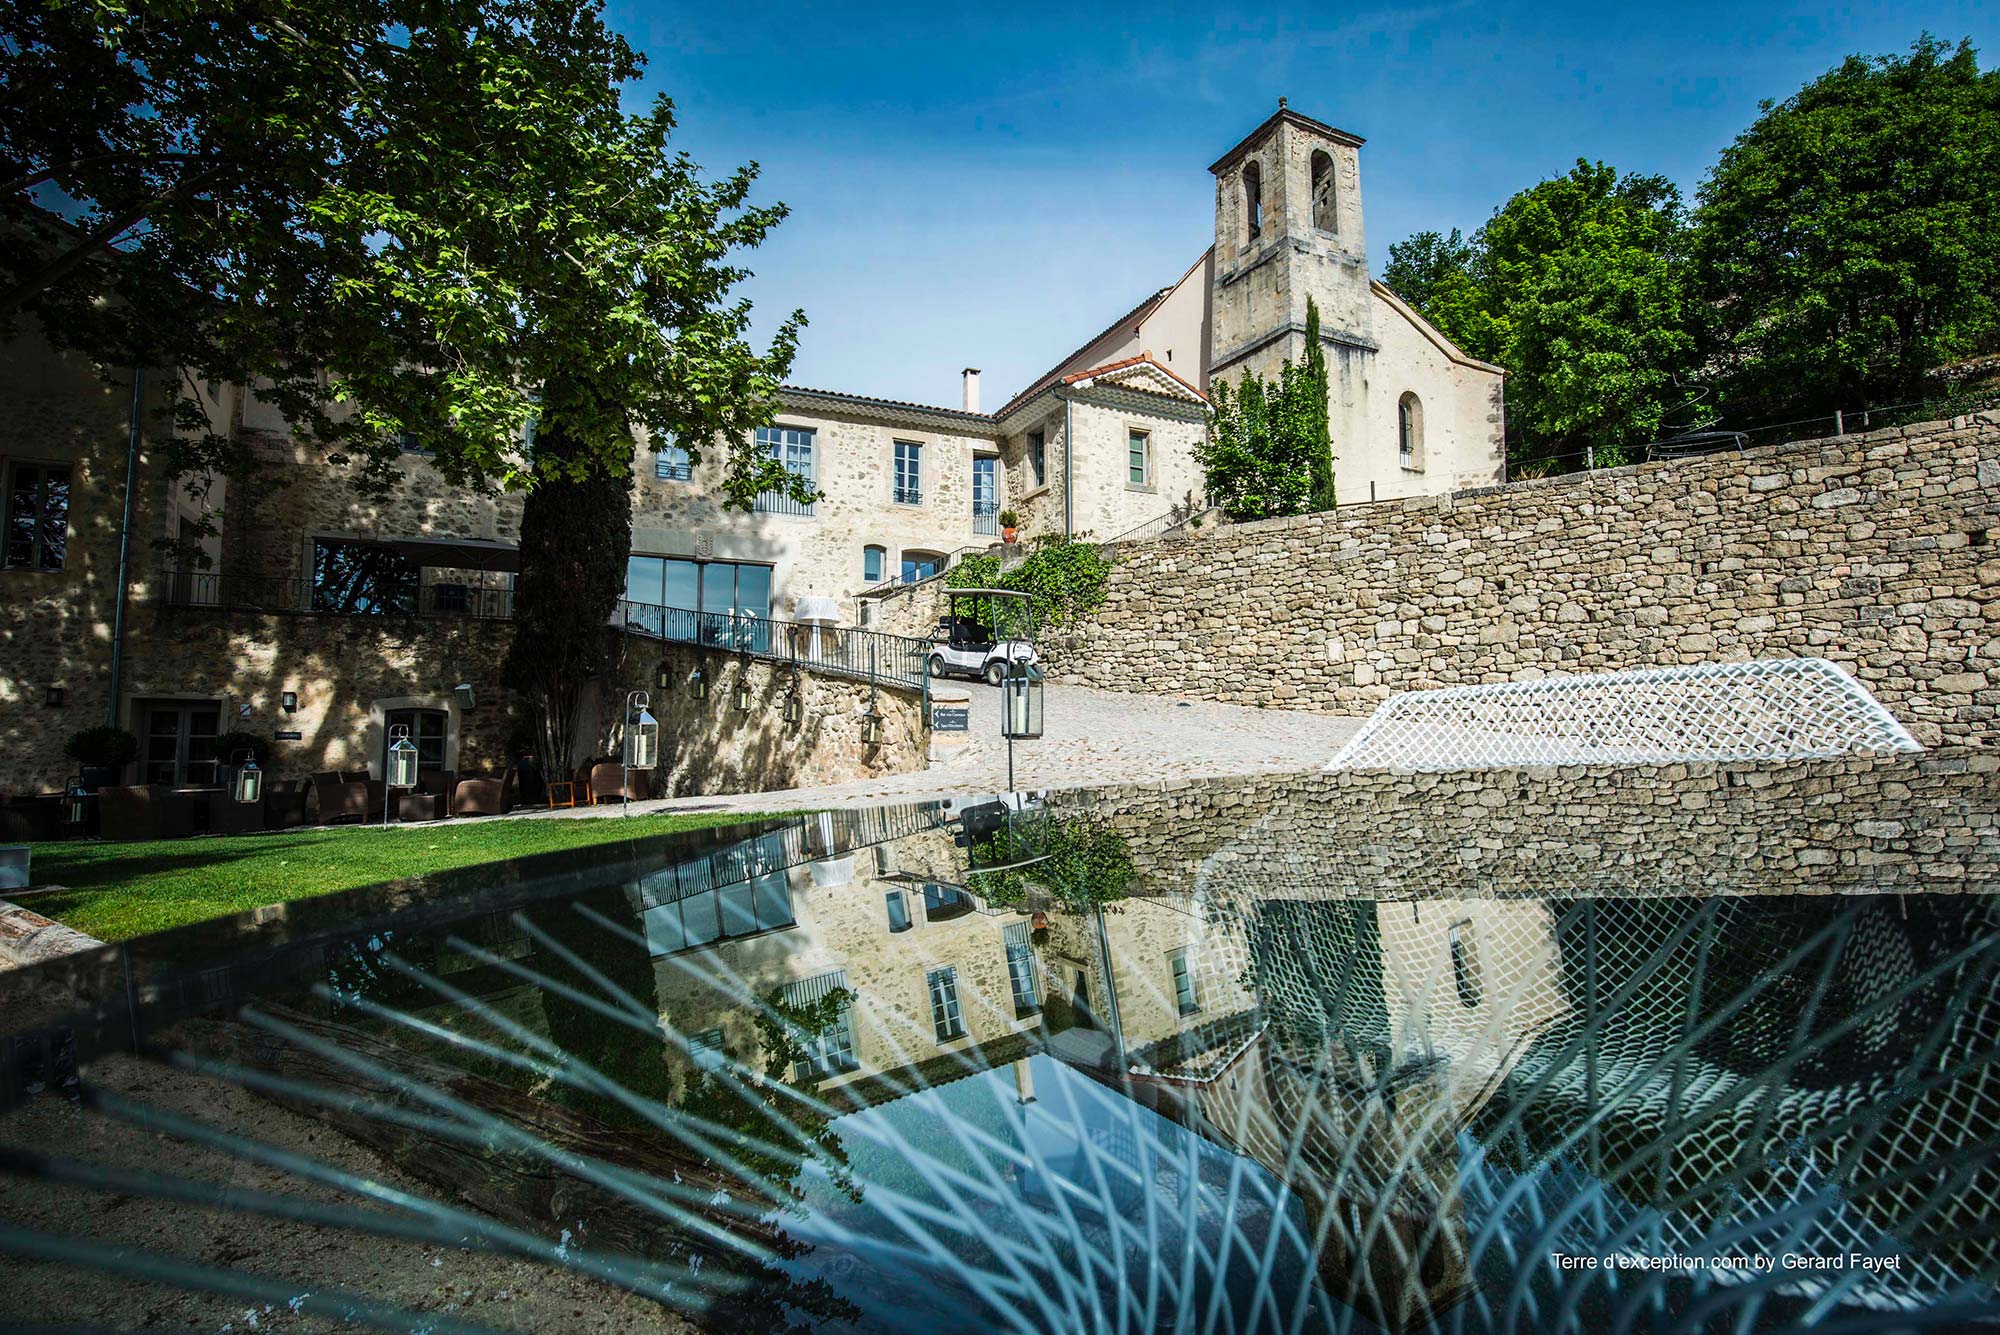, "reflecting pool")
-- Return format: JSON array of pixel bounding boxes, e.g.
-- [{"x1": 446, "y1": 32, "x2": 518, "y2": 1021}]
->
[{"x1": 4, "y1": 760, "x2": 1999, "y2": 1334}]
